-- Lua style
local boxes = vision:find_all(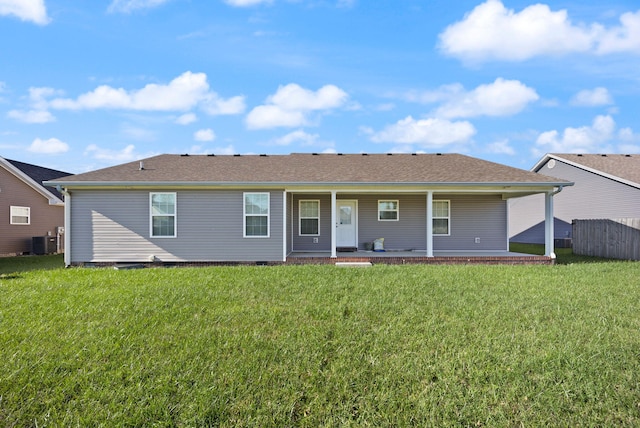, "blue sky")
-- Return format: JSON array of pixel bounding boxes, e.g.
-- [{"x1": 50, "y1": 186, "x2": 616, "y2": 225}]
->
[{"x1": 2, "y1": 0, "x2": 640, "y2": 174}]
